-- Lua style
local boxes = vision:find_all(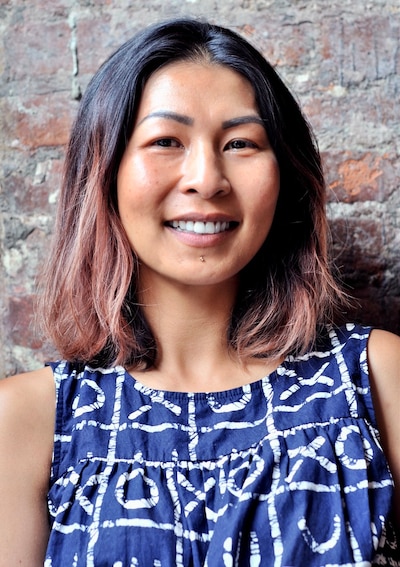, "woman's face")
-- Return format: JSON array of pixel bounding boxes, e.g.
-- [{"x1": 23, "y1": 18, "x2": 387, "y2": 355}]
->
[{"x1": 117, "y1": 60, "x2": 280, "y2": 292}]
